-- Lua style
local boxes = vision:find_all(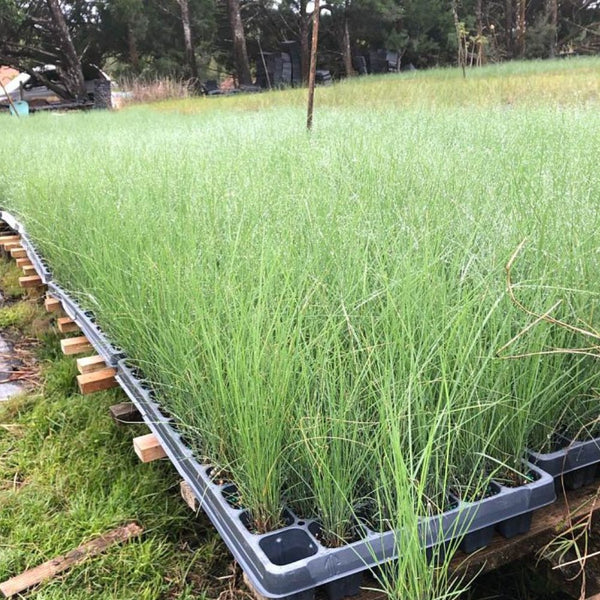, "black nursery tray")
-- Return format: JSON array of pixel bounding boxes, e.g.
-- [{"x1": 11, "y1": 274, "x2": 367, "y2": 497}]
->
[
  {"x1": 115, "y1": 356, "x2": 557, "y2": 599},
  {"x1": 0, "y1": 211, "x2": 22, "y2": 233},
  {"x1": 19, "y1": 231, "x2": 52, "y2": 284},
  {"x1": 0, "y1": 210, "x2": 559, "y2": 599},
  {"x1": 528, "y1": 437, "x2": 600, "y2": 490},
  {"x1": 48, "y1": 281, "x2": 124, "y2": 367}
]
